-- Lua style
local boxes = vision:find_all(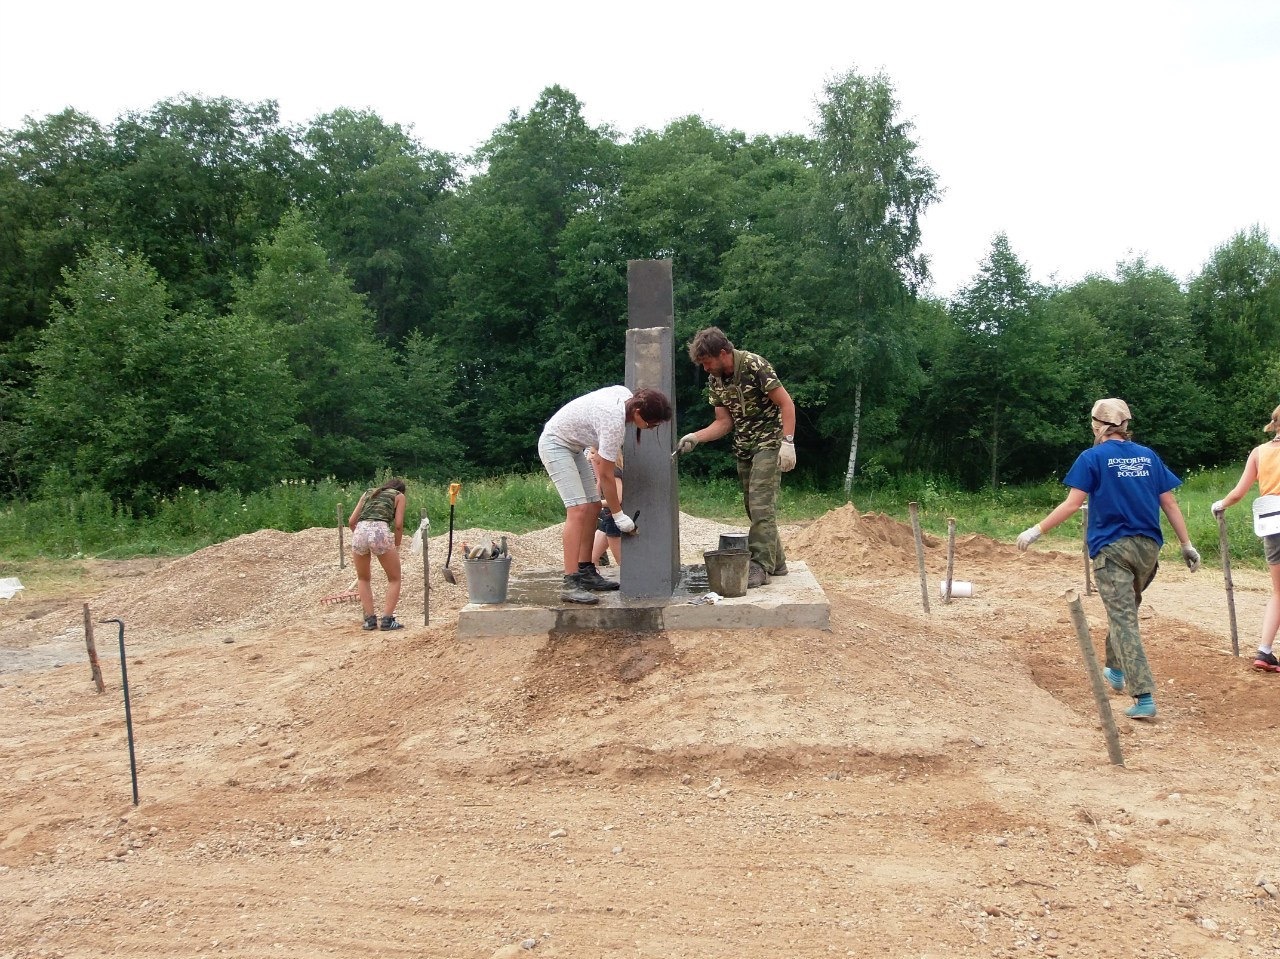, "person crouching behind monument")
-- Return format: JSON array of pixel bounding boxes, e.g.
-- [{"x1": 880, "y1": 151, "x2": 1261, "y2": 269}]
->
[
  {"x1": 539, "y1": 386, "x2": 673, "y2": 605},
  {"x1": 675, "y1": 327, "x2": 796, "y2": 588}
]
